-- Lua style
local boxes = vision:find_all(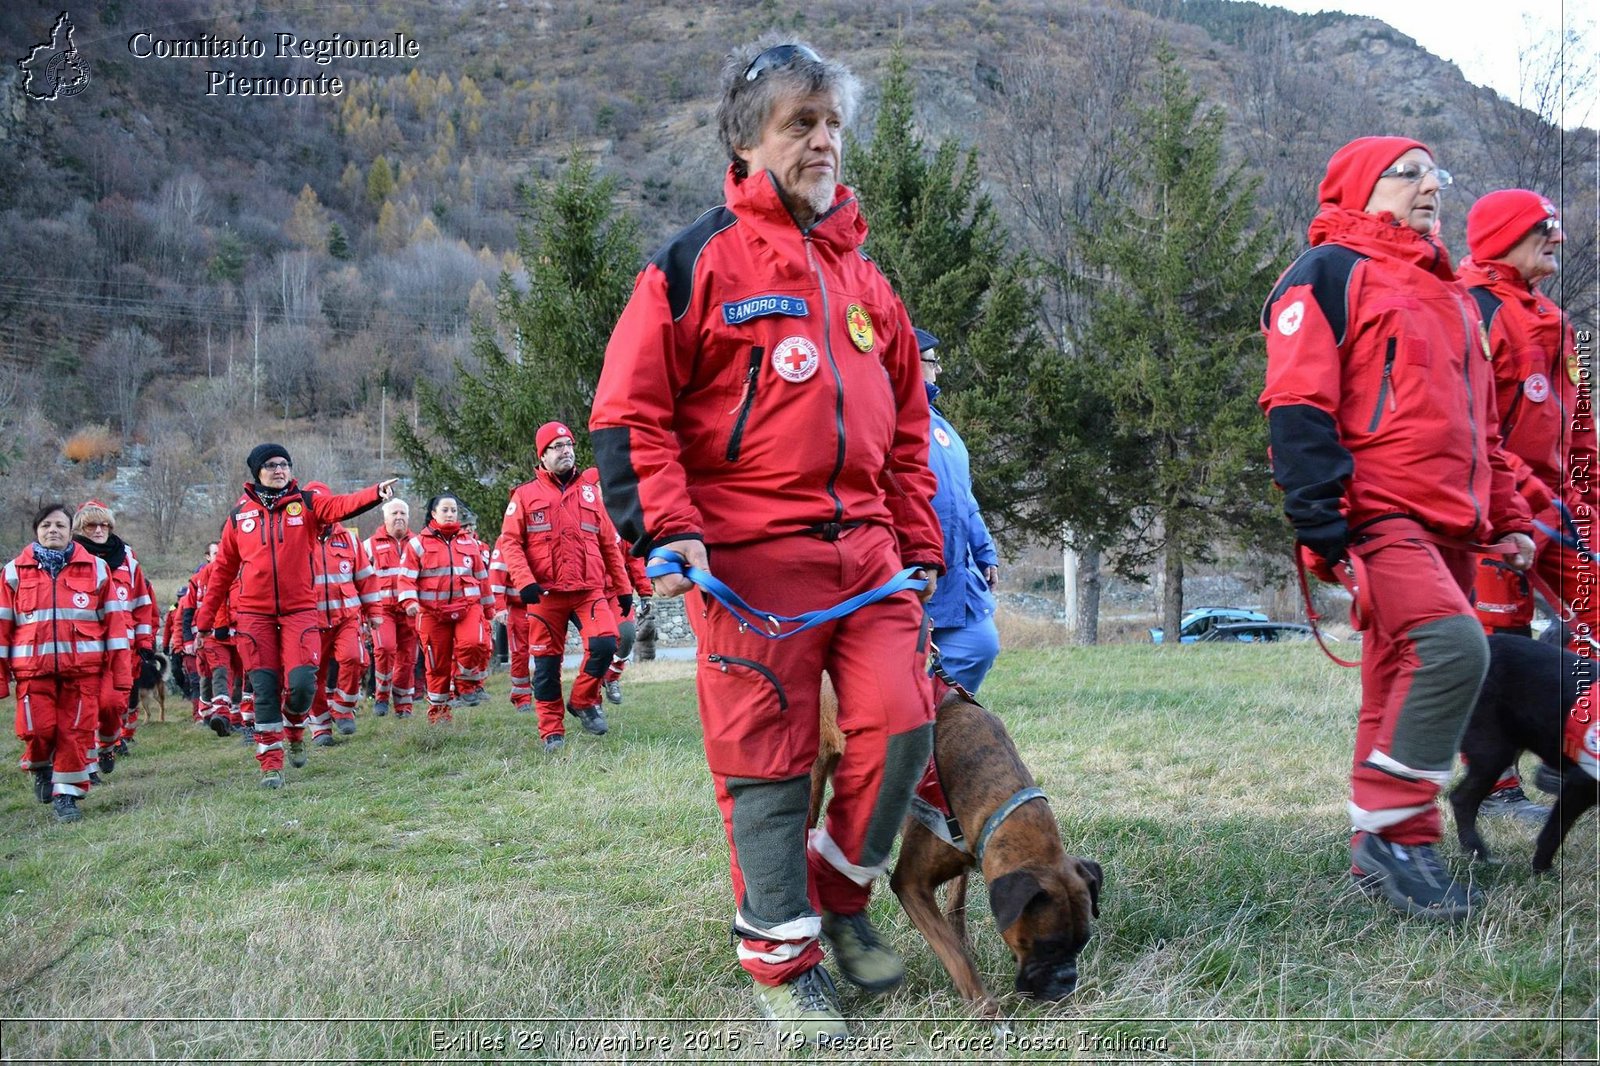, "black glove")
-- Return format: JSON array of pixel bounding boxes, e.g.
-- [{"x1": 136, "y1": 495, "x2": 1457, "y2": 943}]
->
[
  {"x1": 519, "y1": 583, "x2": 543, "y2": 605},
  {"x1": 1296, "y1": 520, "x2": 1349, "y2": 567},
  {"x1": 212, "y1": 626, "x2": 232, "y2": 641},
  {"x1": 618, "y1": 594, "x2": 634, "y2": 617}
]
